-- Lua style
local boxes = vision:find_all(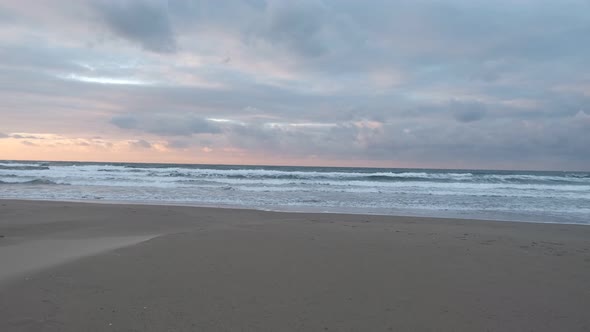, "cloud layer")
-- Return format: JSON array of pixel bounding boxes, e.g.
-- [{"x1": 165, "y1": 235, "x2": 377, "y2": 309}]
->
[{"x1": 1, "y1": 0, "x2": 589, "y2": 170}]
